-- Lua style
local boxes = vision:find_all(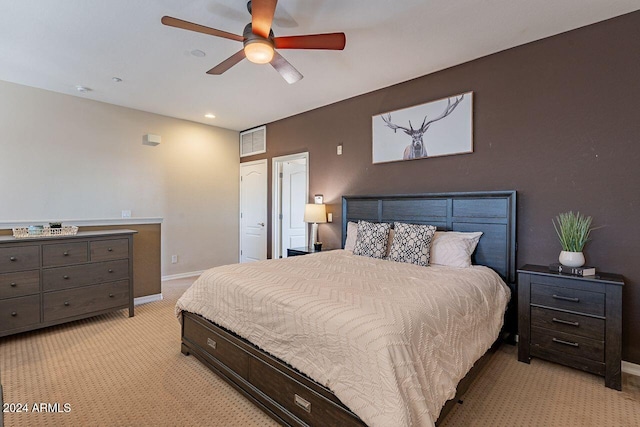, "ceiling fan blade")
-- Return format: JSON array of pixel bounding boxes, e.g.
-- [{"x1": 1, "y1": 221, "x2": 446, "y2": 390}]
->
[
  {"x1": 207, "y1": 50, "x2": 246, "y2": 75},
  {"x1": 270, "y1": 51, "x2": 303, "y2": 84},
  {"x1": 161, "y1": 16, "x2": 244, "y2": 42},
  {"x1": 274, "y1": 33, "x2": 346, "y2": 50},
  {"x1": 251, "y1": 0, "x2": 277, "y2": 39}
]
